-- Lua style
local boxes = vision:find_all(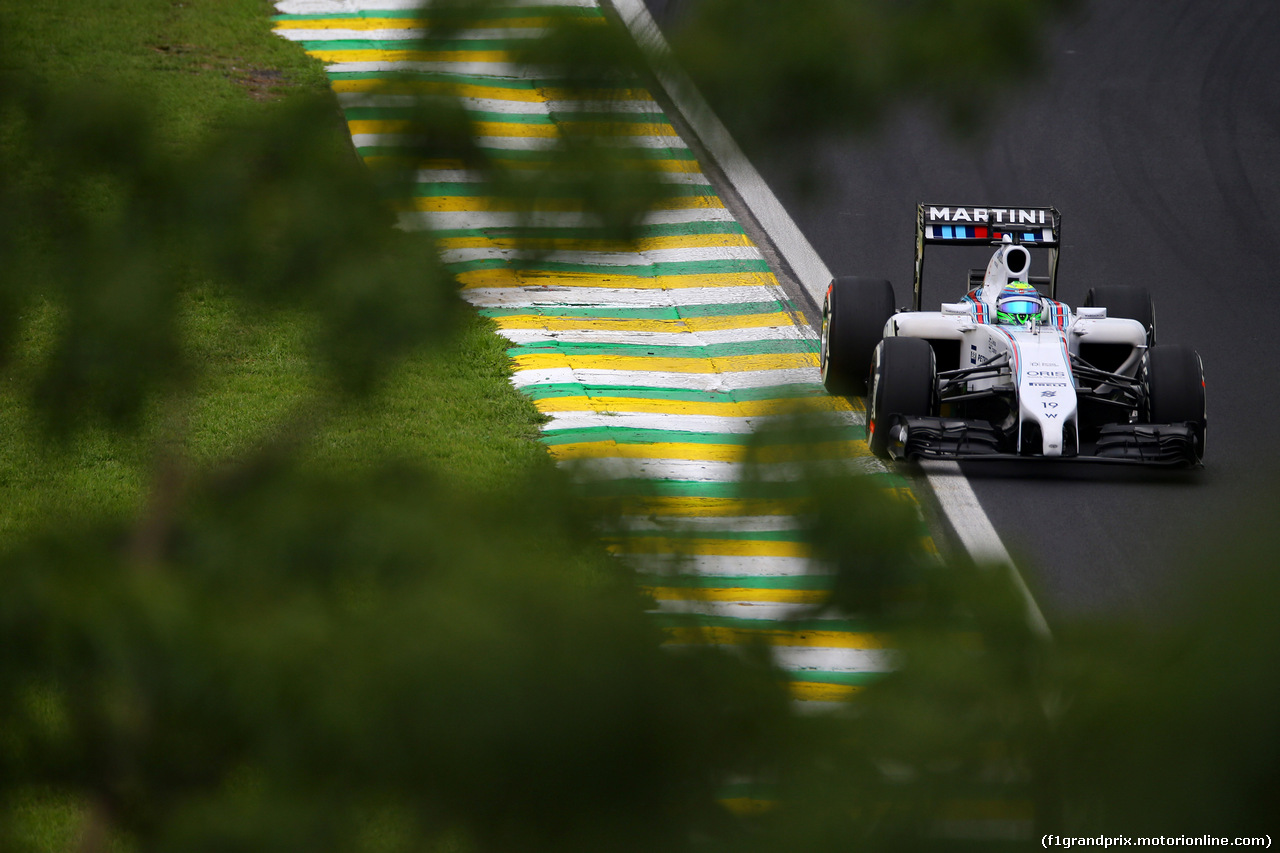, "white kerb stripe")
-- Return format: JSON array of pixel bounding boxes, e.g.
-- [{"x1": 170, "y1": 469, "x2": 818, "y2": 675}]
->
[
  {"x1": 495, "y1": 327, "x2": 810, "y2": 347},
  {"x1": 439, "y1": 246, "x2": 759, "y2": 265},
  {"x1": 276, "y1": 28, "x2": 548, "y2": 41},
  {"x1": 512, "y1": 367, "x2": 823, "y2": 391},
  {"x1": 463, "y1": 285, "x2": 785, "y2": 310},
  {"x1": 397, "y1": 207, "x2": 736, "y2": 231}
]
